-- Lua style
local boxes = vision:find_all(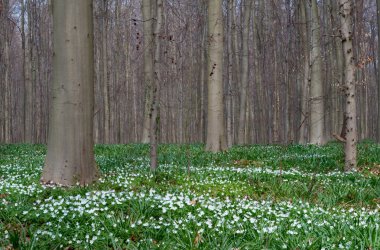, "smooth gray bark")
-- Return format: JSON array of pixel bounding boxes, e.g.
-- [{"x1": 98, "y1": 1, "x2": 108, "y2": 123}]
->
[
  {"x1": 42, "y1": 0, "x2": 99, "y2": 186},
  {"x1": 340, "y1": 0, "x2": 357, "y2": 171},
  {"x1": 237, "y1": 0, "x2": 252, "y2": 145},
  {"x1": 150, "y1": 0, "x2": 163, "y2": 170},
  {"x1": 377, "y1": 0, "x2": 380, "y2": 142},
  {"x1": 142, "y1": 0, "x2": 154, "y2": 143},
  {"x1": 205, "y1": 0, "x2": 227, "y2": 152},
  {"x1": 309, "y1": 0, "x2": 325, "y2": 145}
]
